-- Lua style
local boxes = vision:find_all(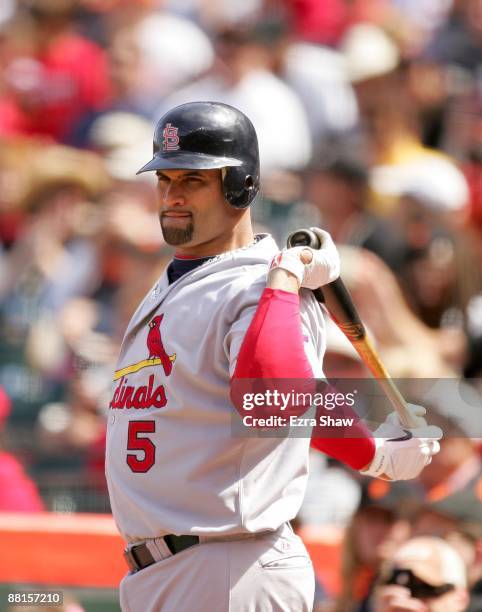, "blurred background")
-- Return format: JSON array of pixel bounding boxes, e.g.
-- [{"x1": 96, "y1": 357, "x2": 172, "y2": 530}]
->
[{"x1": 0, "y1": 0, "x2": 481, "y2": 610}]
